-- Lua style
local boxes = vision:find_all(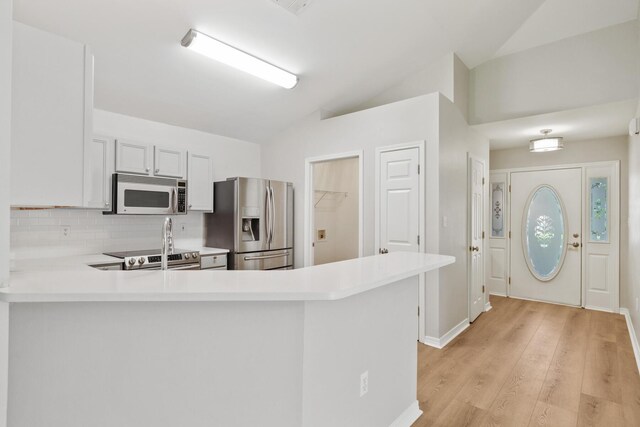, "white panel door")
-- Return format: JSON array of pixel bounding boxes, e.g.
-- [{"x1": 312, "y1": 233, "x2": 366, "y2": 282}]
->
[
  {"x1": 510, "y1": 168, "x2": 582, "y2": 306},
  {"x1": 379, "y1": 148, "x2": 420, "y2": 254},
  {"x1": 468, "y1": 155, "x2": 484, "y2": 322},
  {"x1": 154, "y1": 146, "x2": 185, "y2": 178},
  {"x1": 83, "y1": 136, "x2": 114, "y2": 210},
  {"x1": 187, "y1": 152, "x2": 213, "y2": 211},
  {"x1": 115, "y1": 139, "x2": 151, "y2": 175}
]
